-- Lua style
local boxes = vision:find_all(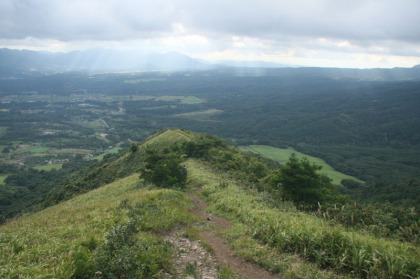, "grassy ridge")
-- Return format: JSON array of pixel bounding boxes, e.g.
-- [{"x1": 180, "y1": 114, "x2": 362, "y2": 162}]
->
[
  {"x1": 142, "y1": 128, "x2": 193, "y2": 148},
  {"x1": 0, "y1": 174, "x2": 195, "y2": 278},
  {"x1": 186, "y1": 159, "x2": 419, "y2": 278},
  {"x1": 241, "y1": 145, "x2": 363, "y2": 185},
  {"x1": 0, "y1": 174, "x2": 139, "y2": 277}
]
